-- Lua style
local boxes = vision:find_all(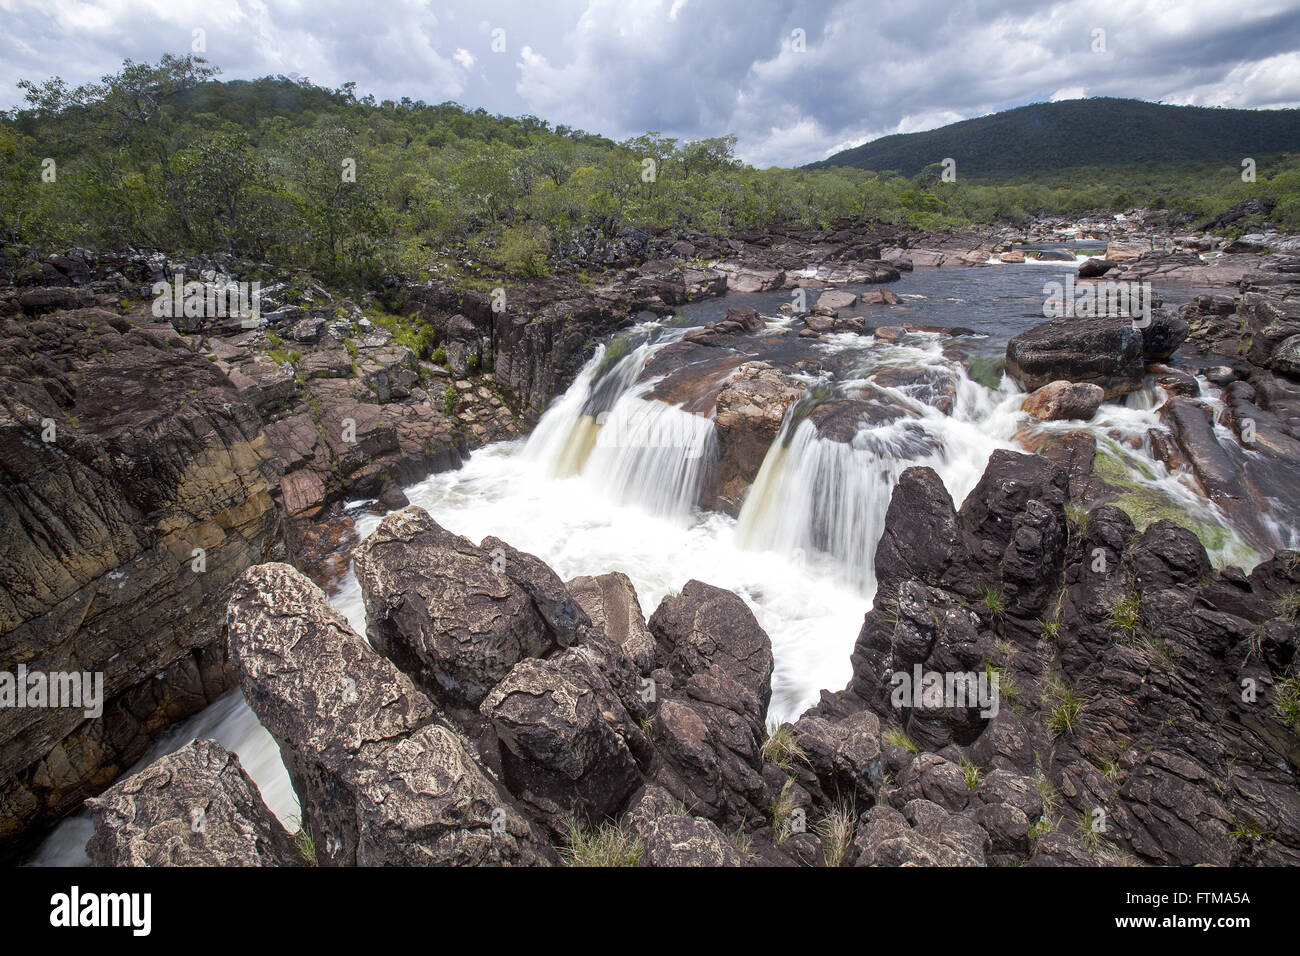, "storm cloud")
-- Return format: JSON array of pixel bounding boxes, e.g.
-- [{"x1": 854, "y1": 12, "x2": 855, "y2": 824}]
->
[{"x1": 2, "y1": 0, "x2": 1297, "y2": 167}]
